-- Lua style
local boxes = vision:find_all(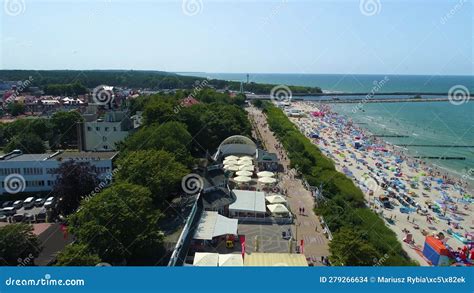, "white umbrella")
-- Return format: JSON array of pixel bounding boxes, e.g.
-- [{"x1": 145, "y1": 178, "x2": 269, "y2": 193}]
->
[
  {"x1": 218, "y1": 254, "x2": 243, "y2": 266},
  {"x1": 223, "y1": 159, "x2": 238, "y2": 165},
  {"x1": 239, "y1": 165, "x2": 254, "y2": 171},
  {"x1": 193, "y1": 252, "x2": 219, "y2": 266},
  {"x1": 265, "y1": 195, "x2": 287, "y2": 204},
  {"x1": 238, "y1": 161, "x2": 253, "y2": 167},
  {"x1": 238, "y1": 157, "x2": 253, "y2": 162},
  {"x1": 267, "y1": 204, "x2": 289, "y2": 214},
  {"x1": 236, "y1": 170, "x2": 253, "y2": 177},
  {"x1": 224, "y1": 165, "x2": 240, "y2": 172},
  {"x1": 233, "y1": 176, "x2": 252, "y2": 183},
  {"x1": 258, "y1": 177, "x2": 277, "y2": 184},
  {"x1": 257, "y1": 171, "x2": 275, "y2": 177},
  {"x1": 225, "y1": 155, "x2": 239, "y2": 160},
  {"x1": 240, "y1": 156, "x2": 253, "y2": 160}
]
